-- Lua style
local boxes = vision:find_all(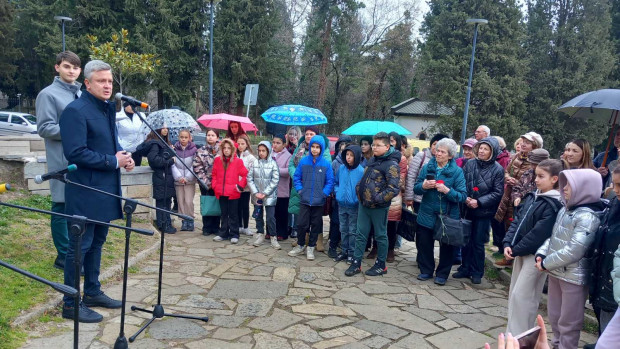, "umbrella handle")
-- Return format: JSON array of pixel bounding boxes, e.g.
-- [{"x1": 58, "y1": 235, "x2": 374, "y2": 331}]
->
[{"x1": 602, "y1": 111, "x2": 619, "y2": 168}]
